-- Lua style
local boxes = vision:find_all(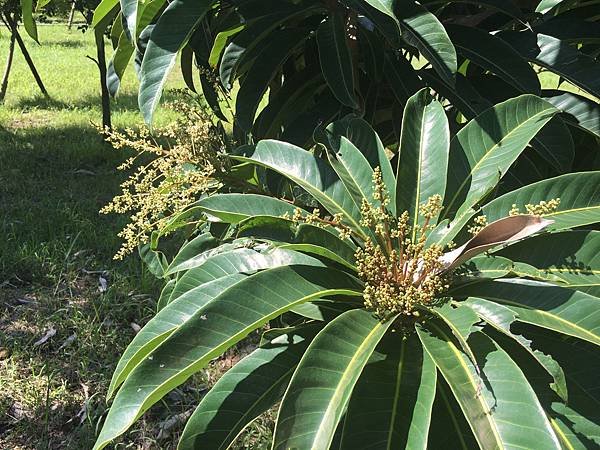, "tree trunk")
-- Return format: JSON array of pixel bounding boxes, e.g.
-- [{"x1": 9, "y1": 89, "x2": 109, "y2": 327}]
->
[
  {"x1": 67, "y1": 0, "x2": 76, "y2": 29},
  {"x1": 94, "y1": 30, "x2": 112, "y2": 129},
  {"x1": 6, "y1": 15, "x2": 49, "y2": 96},
  {"x1": 0, "y1": 16, "x2": 17, "y2": 102}
]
